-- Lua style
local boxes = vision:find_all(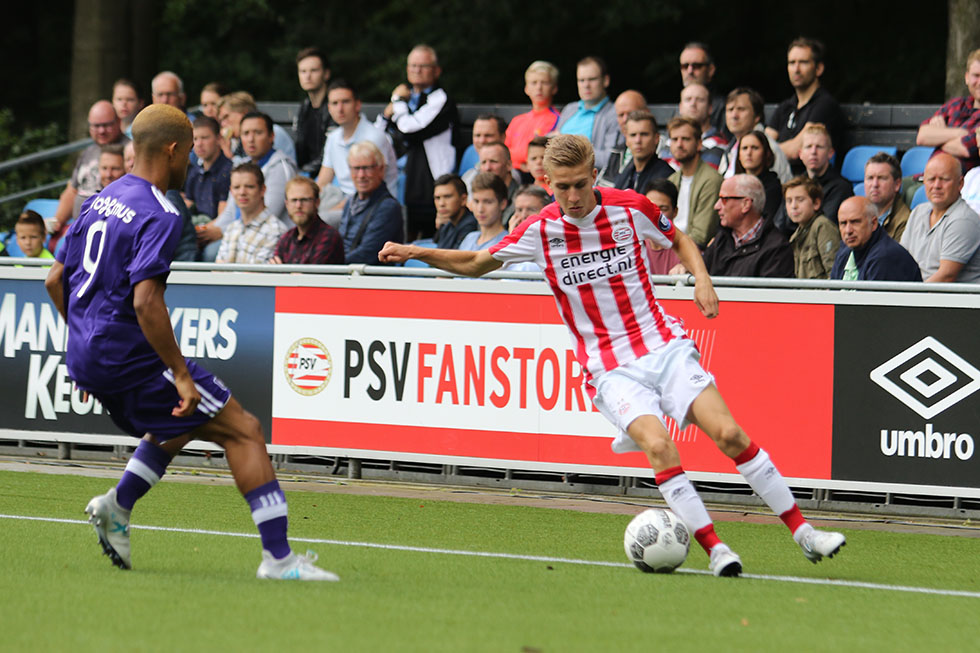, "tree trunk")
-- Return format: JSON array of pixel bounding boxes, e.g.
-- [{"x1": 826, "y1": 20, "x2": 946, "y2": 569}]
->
[
  {"x1": 946, "y1": 0, "x2": 980, "y2": 100},
  {"x1": 68, "y1": 0, "x2": 159, "y2": 139}
]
